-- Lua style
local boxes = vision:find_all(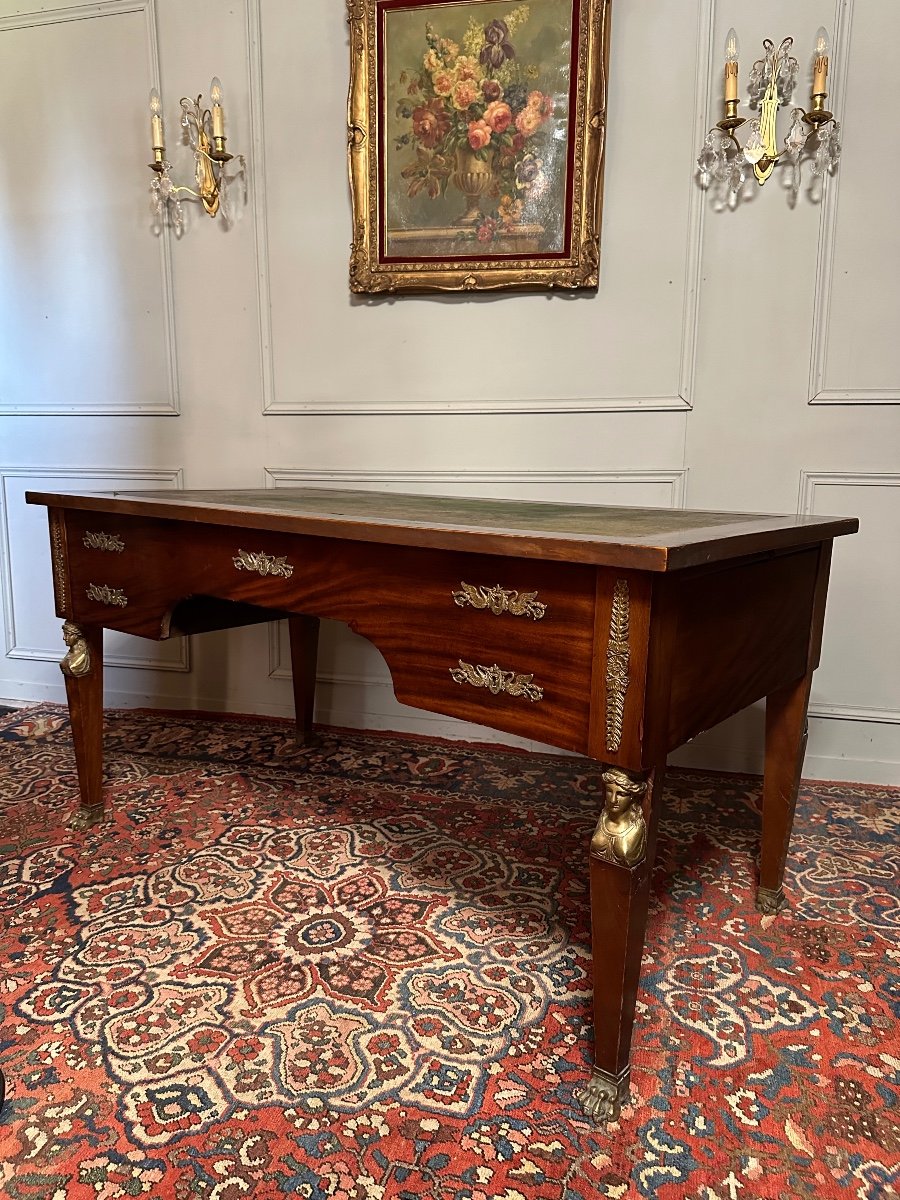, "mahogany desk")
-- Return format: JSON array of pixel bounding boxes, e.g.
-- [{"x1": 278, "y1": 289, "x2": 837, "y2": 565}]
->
[{"x1": 26, "y1": 487, "x2": 858, "y2": 1122}]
